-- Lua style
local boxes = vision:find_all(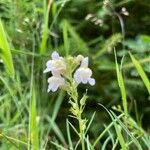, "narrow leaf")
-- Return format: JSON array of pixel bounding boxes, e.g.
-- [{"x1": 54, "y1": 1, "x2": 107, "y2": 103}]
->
[
  {"x1": 30, "y1": 83, "x2": 39, "y2": 150},
  {"x1": 0, "y1": 19, "x2": 15, "y2": 77},
  {"x1": 129, "y1": 53, "x2": 150, "y2": 94},
  {"x1": 66, "y1": 119, "x2": 73, "y2": 150},
  {"x1": 62, "y1": 20, "x2": 69, "y2": 56},
  {"x1": 114, "y1": 124, "x2": 127, "y2": 150},
  {"x1": 115, "y1": 51, "x2": 128, "y2": 115}
]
